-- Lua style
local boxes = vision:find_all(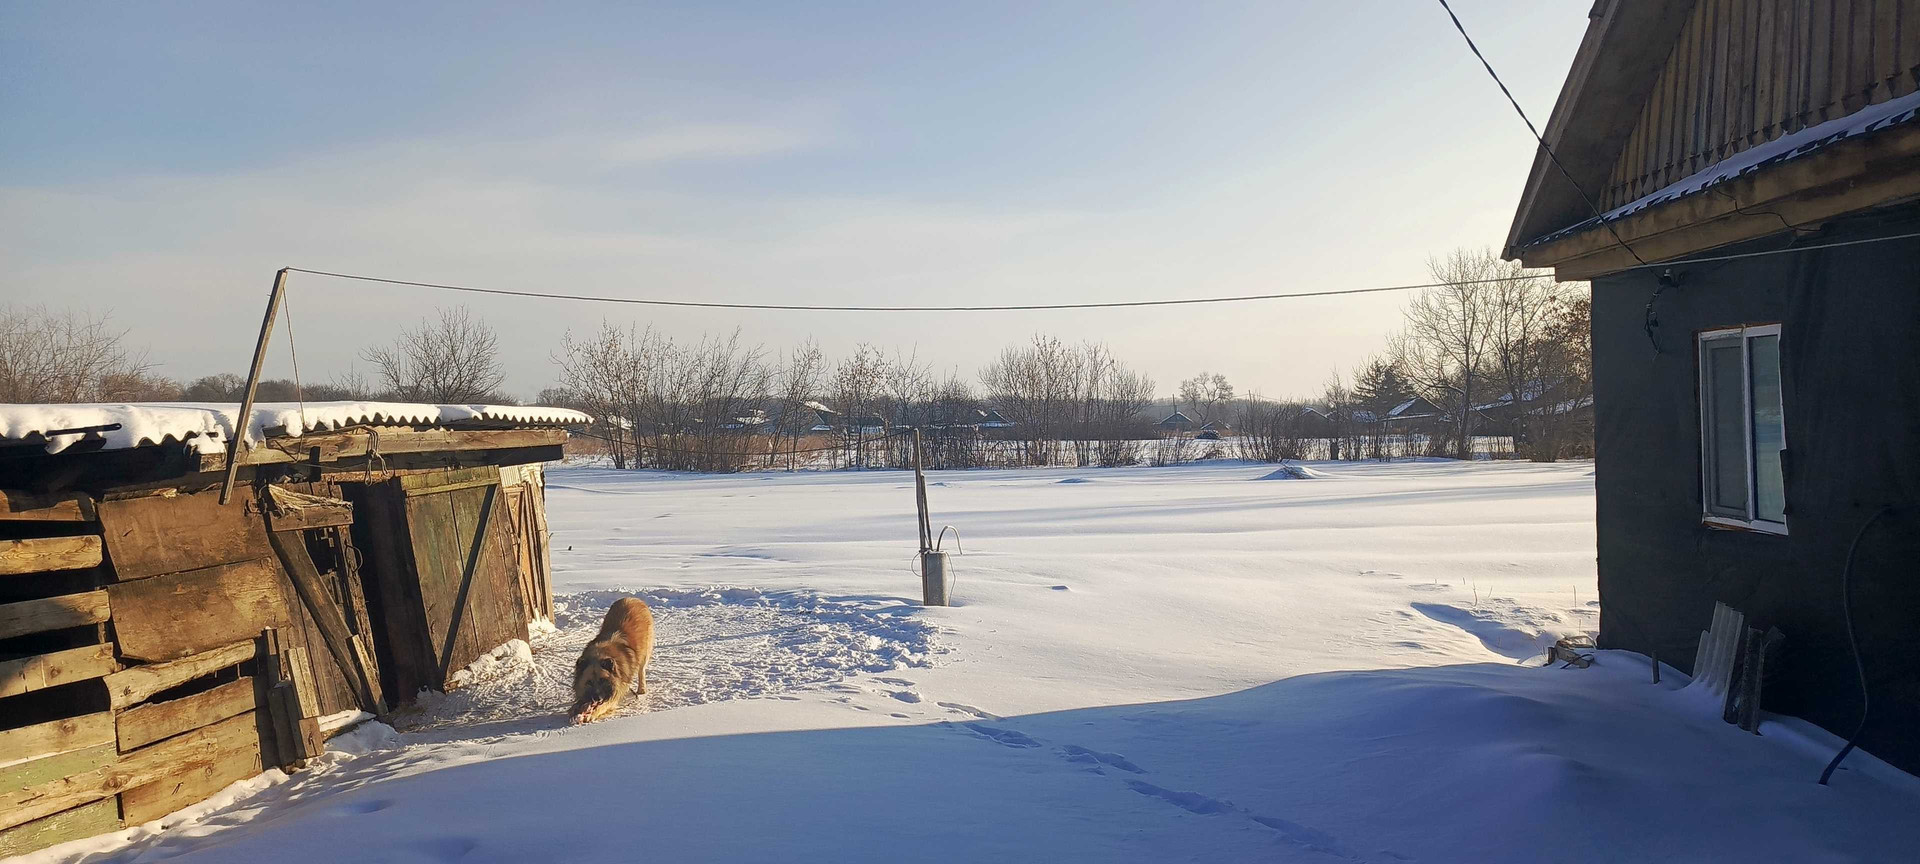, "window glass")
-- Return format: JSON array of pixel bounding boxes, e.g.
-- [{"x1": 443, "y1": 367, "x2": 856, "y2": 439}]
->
[
  {"x1": 1749, "y1": 334, "x2": 1785, "y2": 523},
  {"x1": 1704, "y1": 339, "x2": 1747, "y2": 517}
]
